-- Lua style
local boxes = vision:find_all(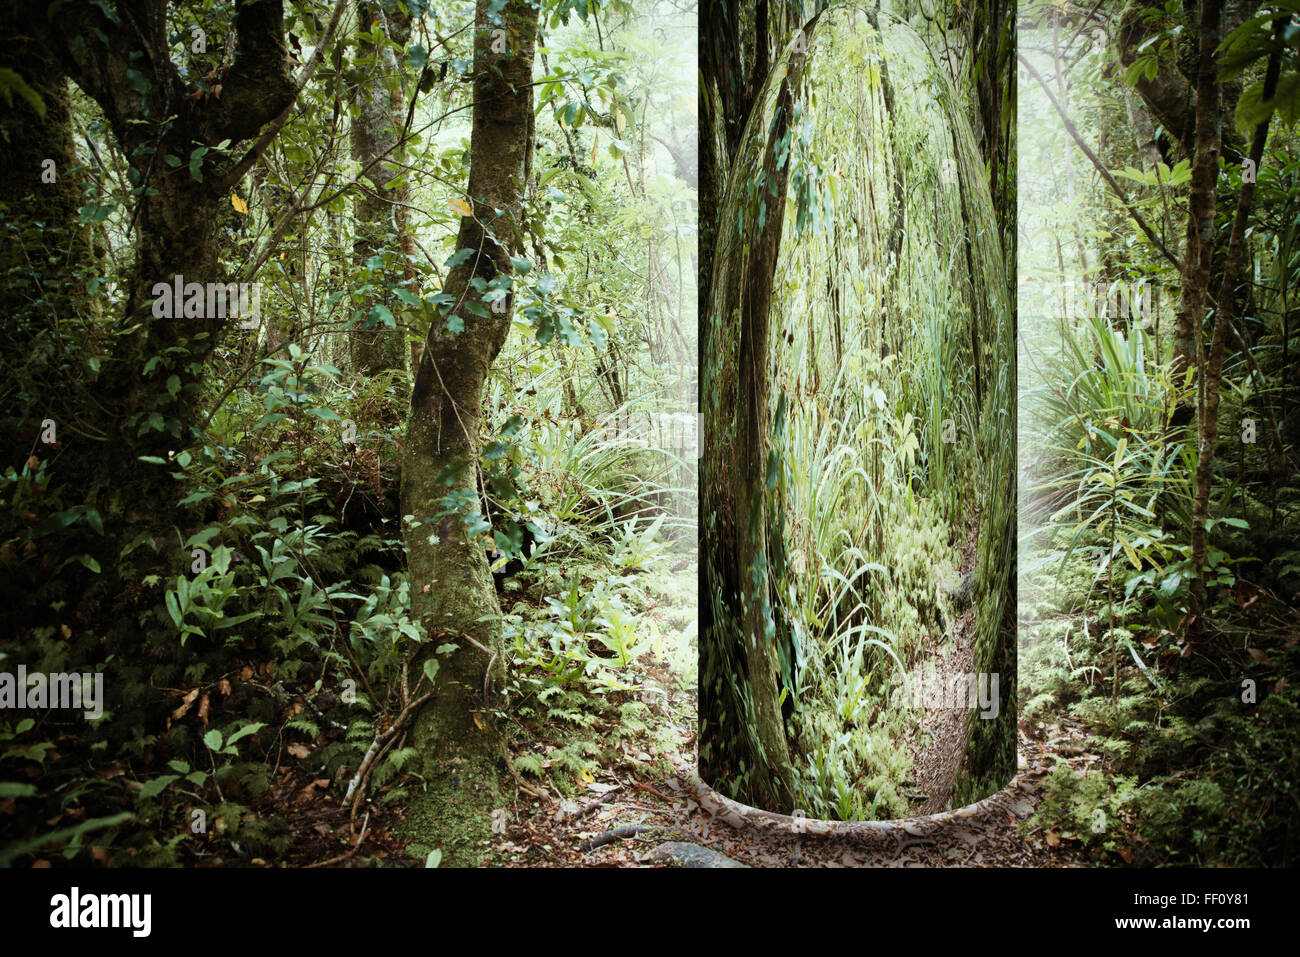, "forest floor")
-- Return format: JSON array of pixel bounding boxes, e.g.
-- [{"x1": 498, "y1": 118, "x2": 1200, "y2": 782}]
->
[
  {"x1": 264, "y1": 551, "x2": 1096, "y2": 869},
  {"x1": 481, "y1": 730, "x2": 1089, "y2": 867}
]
